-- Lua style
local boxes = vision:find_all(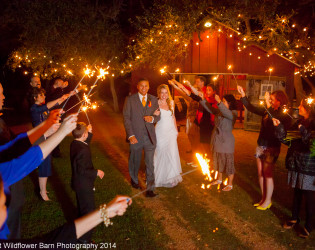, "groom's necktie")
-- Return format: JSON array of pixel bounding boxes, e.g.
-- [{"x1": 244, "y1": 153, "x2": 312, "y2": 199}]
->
[{"x1": 142, "y1": 96, "x2": 146, "y2": 107}]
